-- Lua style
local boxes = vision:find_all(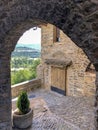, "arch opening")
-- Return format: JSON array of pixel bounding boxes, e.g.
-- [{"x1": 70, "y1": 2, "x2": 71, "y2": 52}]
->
[
  {"x1": 11, "y1": 27, "x2": 41, "y2": 85},
  {"x1": 2, "y1": 18, "x2": 97, "y2": 130},
  {"x1": 11, "y1": 22, "x2": 96, "y2": 130}
]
